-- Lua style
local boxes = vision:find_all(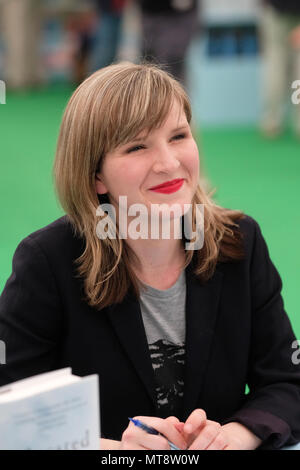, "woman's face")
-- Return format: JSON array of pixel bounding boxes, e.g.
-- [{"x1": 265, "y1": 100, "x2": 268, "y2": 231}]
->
[{"x1": 95, "y1": 100, "x2": 200, "y2": 222}]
